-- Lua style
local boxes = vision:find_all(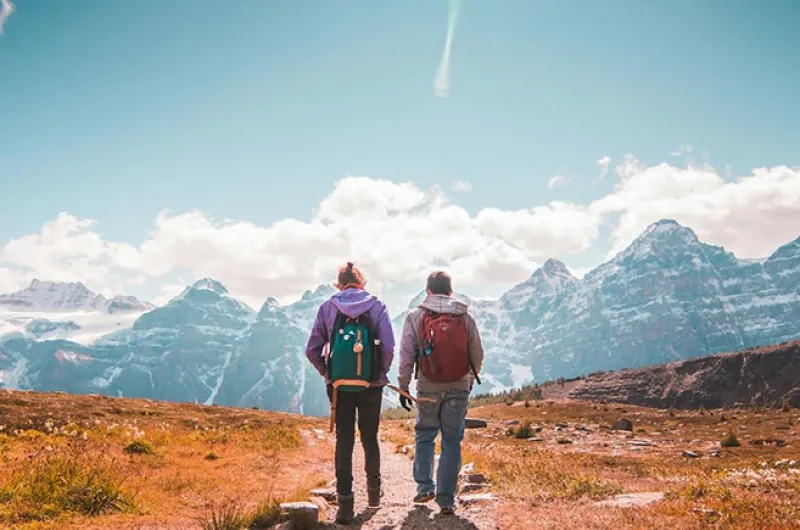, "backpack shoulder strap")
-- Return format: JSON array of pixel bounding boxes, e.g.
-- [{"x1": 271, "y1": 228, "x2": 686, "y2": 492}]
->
[{"x1": 329, "y1": 309, "x2": 347, "y2": 345}]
